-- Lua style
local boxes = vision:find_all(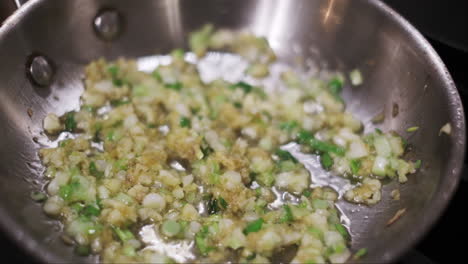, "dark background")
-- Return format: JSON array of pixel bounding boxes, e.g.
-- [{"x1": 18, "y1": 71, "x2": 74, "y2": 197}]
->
[{"x1": 1, "y1": 0, "x2": 468, "y2": 263}]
